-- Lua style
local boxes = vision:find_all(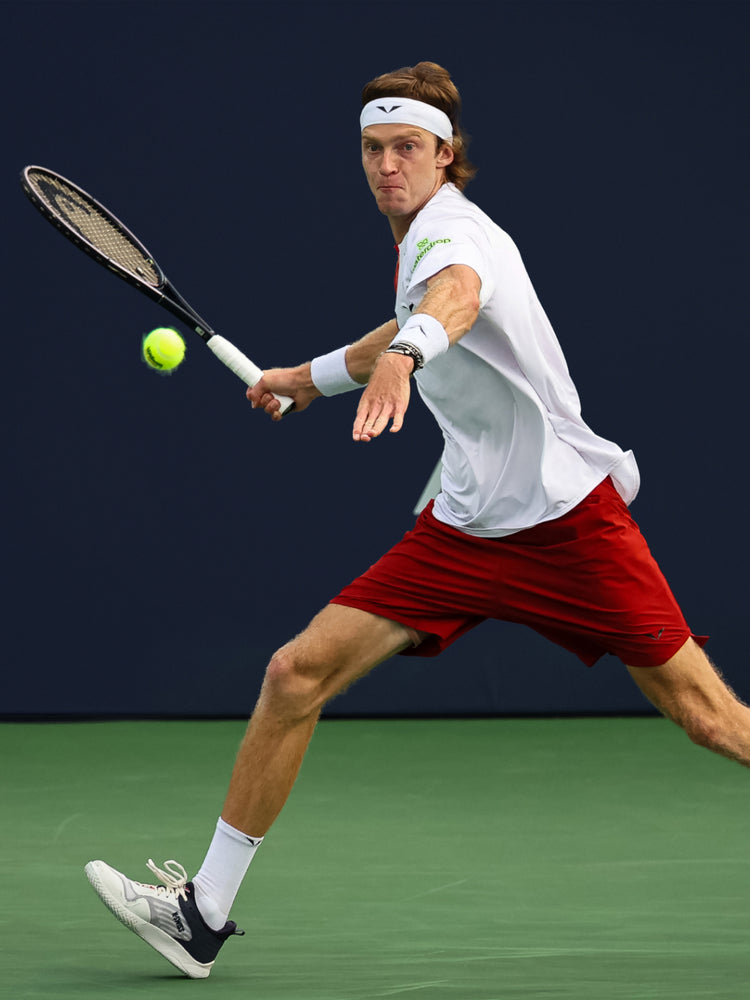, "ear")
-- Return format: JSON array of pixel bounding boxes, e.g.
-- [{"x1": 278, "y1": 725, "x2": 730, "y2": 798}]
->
[{"x1": 436, "y1": 141, "x2": 455, "y2": 168}]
